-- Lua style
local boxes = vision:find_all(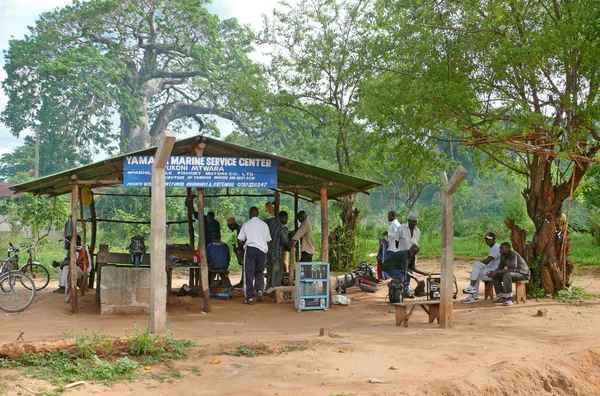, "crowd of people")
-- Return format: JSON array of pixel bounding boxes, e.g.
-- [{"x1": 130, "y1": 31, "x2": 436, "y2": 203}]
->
[
  {"x1": 378, "y1": 211, "x2": 530, "y2": 306},
  {"x1": 195, "y1": 202, "x2": 315, "y2": 306}
]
